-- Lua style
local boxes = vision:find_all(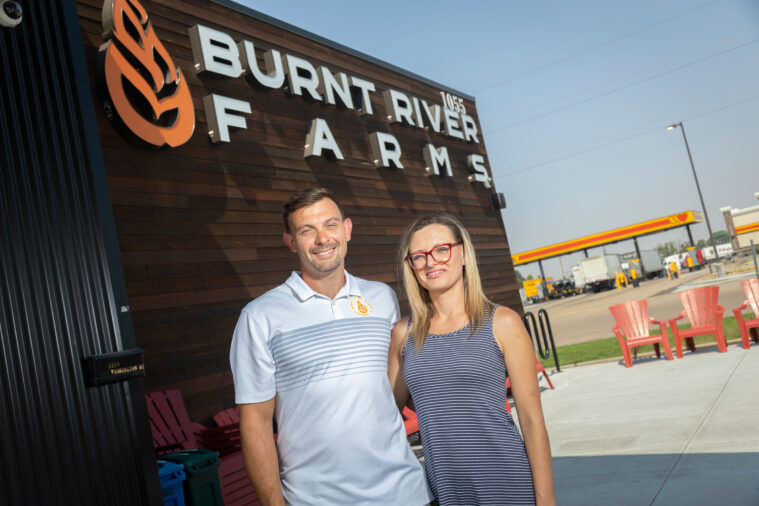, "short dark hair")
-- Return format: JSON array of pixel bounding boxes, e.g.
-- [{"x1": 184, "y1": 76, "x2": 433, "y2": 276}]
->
[{"x1": 283, "y1": 187, "x2": 345, "y2": 233}]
